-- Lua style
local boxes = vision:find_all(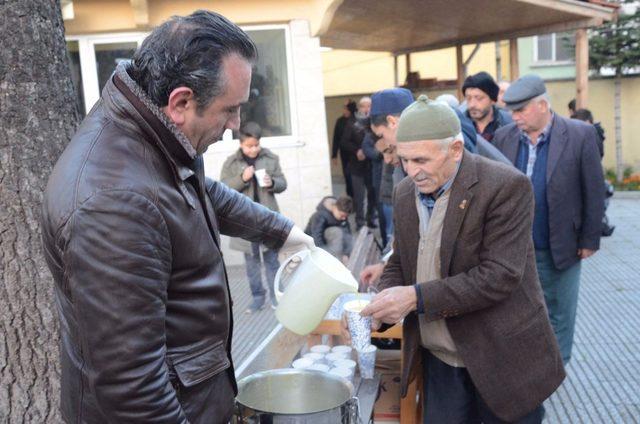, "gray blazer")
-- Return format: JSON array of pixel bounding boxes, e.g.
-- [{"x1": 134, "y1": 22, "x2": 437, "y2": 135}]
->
[{"x1": 493, "y1": 114, "x2": 604, "y2": 270}]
